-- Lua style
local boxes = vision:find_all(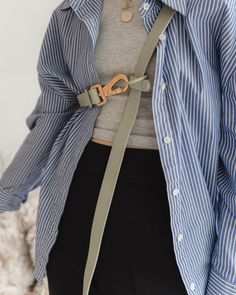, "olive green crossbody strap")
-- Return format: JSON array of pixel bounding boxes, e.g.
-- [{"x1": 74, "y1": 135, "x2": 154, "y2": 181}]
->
[{"x1": 82, "y1": 5, "x2": 176, "y2": 295}]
